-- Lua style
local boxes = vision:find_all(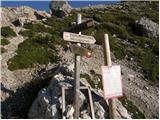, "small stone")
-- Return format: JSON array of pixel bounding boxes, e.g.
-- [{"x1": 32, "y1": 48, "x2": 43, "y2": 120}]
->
[
  {"x1": 113, "y1": 34, "x2": 117, "y2": 37},
  {"x1": 128, "y1": 74, "x2": 134, "y2": 78},
  {"x1": 65, "y1": 105, "x2": 74, "y2": 119},
  {"x1": 80, "y1": 110, "x2": 91, "y2": 119},
  {"x1": 144, "y1": 86, "x2": 149, "y2": 90},
  {"x1": 130, "y1": 57, "x2": 134, "y2": 61}
]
